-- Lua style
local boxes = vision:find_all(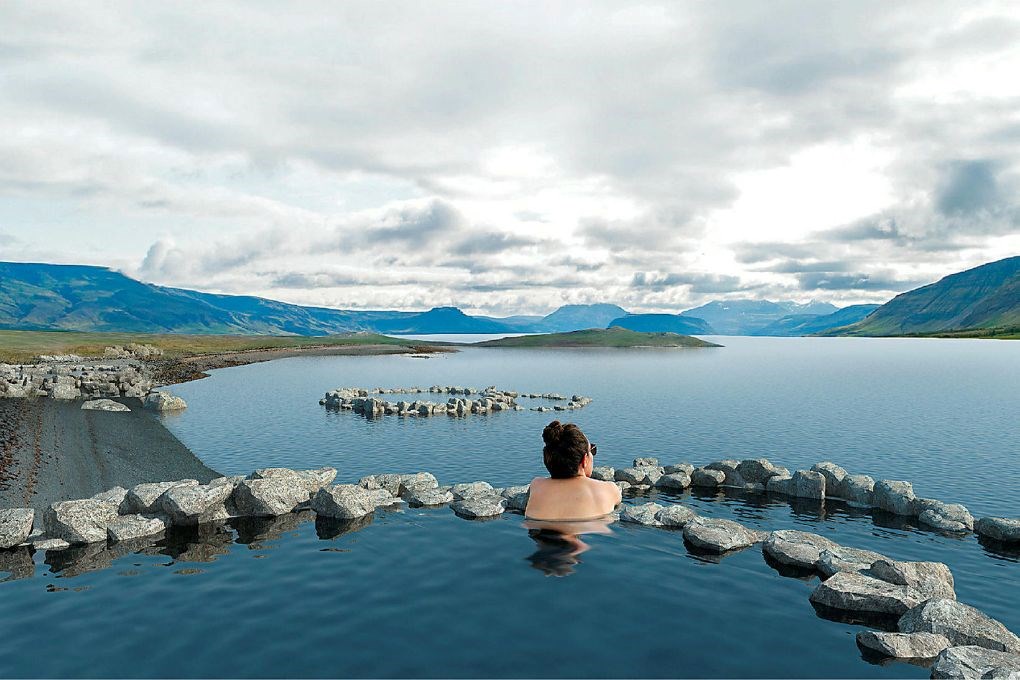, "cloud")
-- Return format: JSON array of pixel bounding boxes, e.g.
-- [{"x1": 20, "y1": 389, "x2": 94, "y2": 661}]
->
[{"x1": 936, "y1": 159, "x2": 1002, "y2": 216}]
